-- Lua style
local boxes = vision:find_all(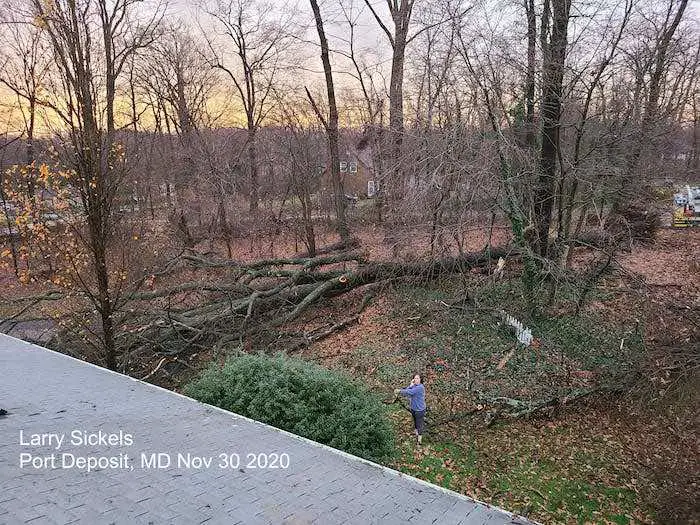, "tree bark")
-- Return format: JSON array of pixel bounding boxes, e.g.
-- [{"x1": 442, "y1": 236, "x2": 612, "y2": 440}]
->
[
  {"x1": 389, "y1": 36, "x2": 407, "y2": 198},
  {"x1": 248, "y1": 127, "x2": 259, "y2": 213},
  {"x1": 524, "y1": 0, "x2": 537, "y2": 149},
  {"x1": 363, "y1": 0, "x2": 415, "y2": 207},
  {"x1": 308, "y1": 0, "x2": 349, "y2": 243},
  {"x1": 534, "y1": 0, "x2": 570, "y2": 258}
]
